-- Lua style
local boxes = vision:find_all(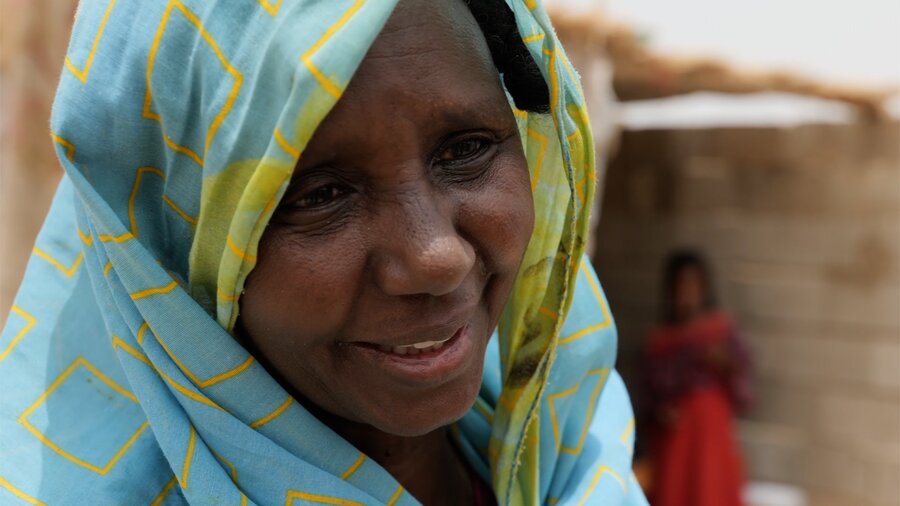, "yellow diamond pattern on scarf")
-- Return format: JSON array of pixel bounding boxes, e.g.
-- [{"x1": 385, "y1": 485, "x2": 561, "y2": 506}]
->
[
  {"x1": 17, "y1": 357, "x2": 150, "y2": 475},
  {"x1": 64, "y1": 0, "x2": 119, "y2": 84},
  {"x1": 143, "y1": 0, "x2": 243, "y2": 168}
]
